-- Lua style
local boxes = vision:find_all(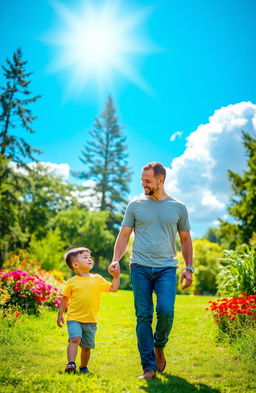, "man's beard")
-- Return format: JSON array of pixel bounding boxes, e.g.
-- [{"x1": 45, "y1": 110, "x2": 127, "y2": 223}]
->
[{"x1": 144, "y1": 186, "x2": 159, "y2": 195}]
